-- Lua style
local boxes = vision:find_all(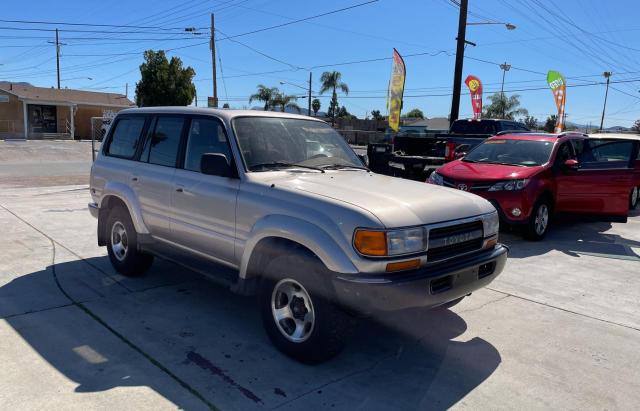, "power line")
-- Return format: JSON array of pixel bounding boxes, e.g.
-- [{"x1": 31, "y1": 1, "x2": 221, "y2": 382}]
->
[
  {"x1": 216, "y1": 0, "x2": 379, "y2": 41},
  {"x1": 0, "y1": 18, "x2": 207, "y2": 31}
]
